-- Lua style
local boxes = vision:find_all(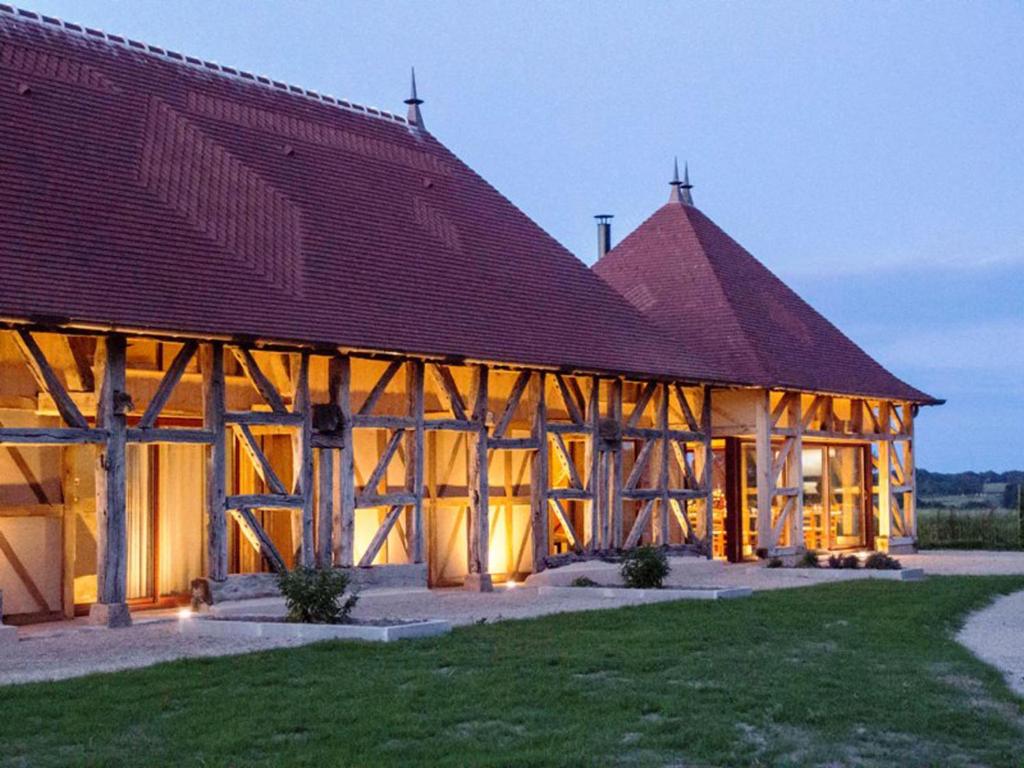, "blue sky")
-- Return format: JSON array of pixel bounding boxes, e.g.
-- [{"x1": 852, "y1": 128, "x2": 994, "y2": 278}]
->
[{"x1": 25, "y1": 1, "x2": 1024, "y2": 472}]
